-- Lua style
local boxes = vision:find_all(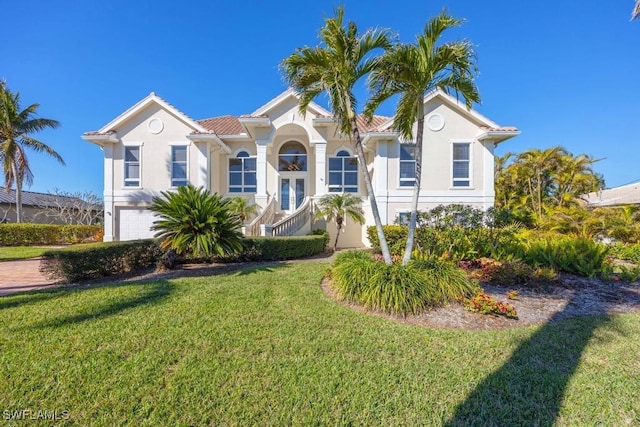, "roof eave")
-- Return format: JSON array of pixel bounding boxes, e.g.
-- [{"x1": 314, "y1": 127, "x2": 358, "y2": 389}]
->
[
  {"x1": 186, "y1": 134, "x2": 232, "y2": 154},
  {"x1": 477, "y1": 130, "x2": 521, "y2": 145},
  {"x1": 81, "y1": 133, "x2": 119, "y2": 146}
]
